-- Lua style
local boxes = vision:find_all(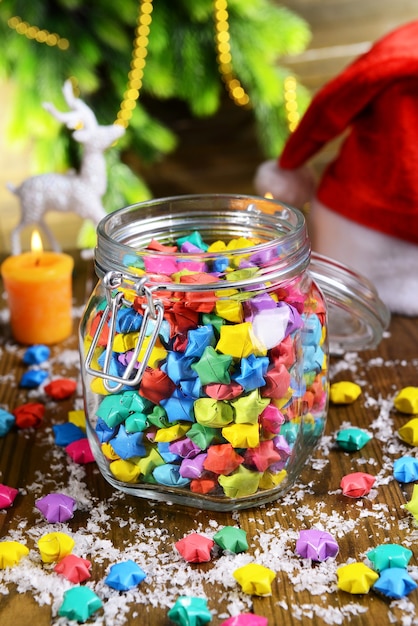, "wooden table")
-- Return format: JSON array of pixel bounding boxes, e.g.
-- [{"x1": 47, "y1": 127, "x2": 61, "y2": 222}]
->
[{"x1": 1, "y1": 252, "x2": 418, "y2": 626}]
